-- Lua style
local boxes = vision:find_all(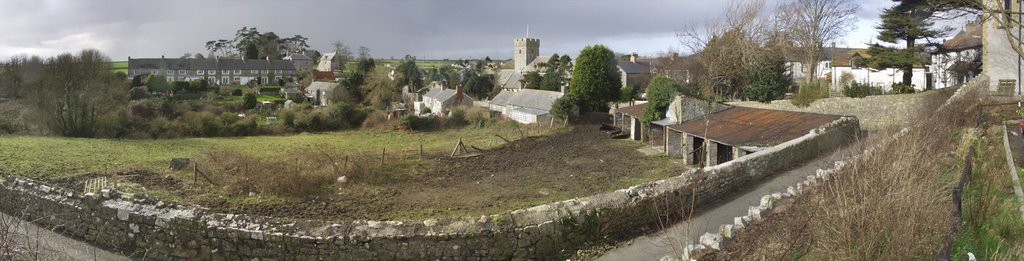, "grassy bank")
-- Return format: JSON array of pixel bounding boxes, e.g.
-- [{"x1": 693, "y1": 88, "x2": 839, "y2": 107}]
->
[{"x1": 952, "y1": 125, "x2": 1024, "y2": 259}]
